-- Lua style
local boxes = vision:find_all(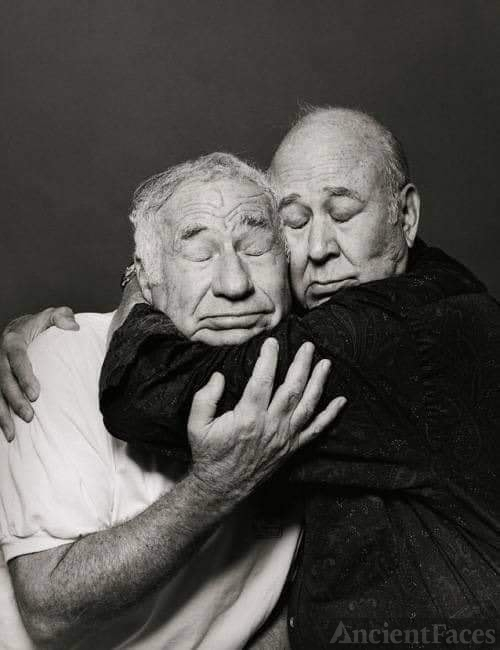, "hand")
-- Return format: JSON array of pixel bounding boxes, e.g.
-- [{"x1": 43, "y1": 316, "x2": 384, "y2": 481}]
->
[
  {"x1": 0, "y1": 307, "x2": 79, "y2": 441},
  {"x1": 187, "y1": 338, "x2": 346, "y2": 503}
]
